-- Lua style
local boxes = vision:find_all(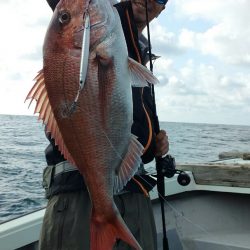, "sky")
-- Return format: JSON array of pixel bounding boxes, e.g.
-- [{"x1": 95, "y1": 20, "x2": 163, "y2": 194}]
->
[{"x1": 0, "y1": 0, "x2": 249, "y2": 125}]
